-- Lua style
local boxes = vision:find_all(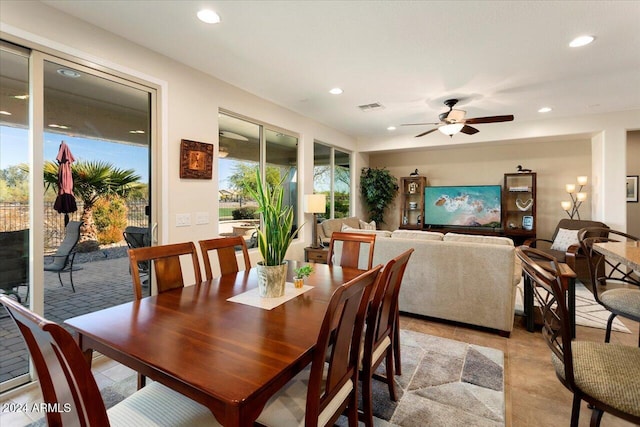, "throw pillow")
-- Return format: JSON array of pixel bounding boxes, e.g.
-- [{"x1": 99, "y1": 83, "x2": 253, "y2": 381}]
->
[
  {"x1": 359, "y1": 220, "x2": 376, "y2": 230},
  {"x1": 550, "y1": 228, "x2": 580, "y2": 252}
]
